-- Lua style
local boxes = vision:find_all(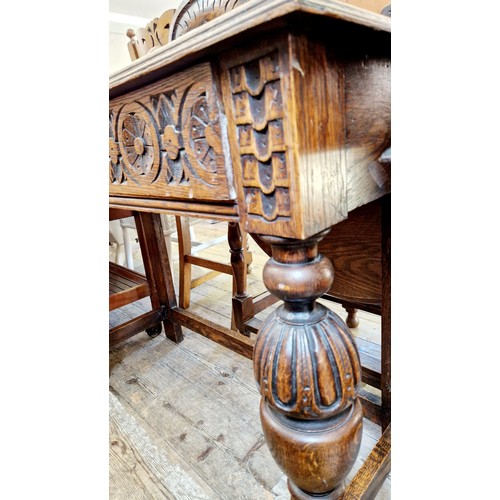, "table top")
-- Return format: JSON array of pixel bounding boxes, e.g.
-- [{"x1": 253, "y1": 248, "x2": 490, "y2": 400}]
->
[{"x1": 110, "y1": 0, "x2": 390, "y2": 98}]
